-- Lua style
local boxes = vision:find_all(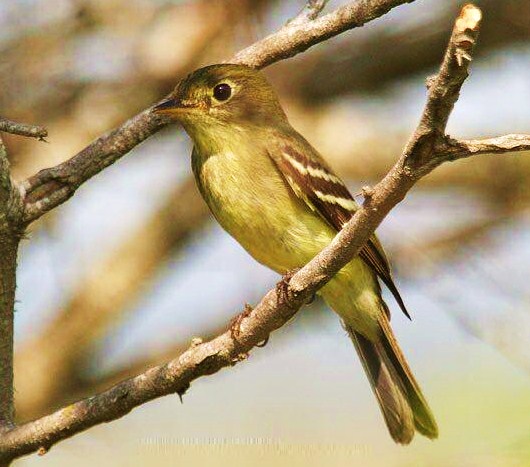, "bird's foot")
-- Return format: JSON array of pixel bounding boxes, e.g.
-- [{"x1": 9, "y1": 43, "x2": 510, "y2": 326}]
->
[
  {"x1": 230, "y1": 304, "x2": 269, "y2": 347},
  {"x1": 230, "y1": 303, "x2": 253, "y2": 340},
  {"x1": 275, "y1": 268, "x2": 300, "y2": 303},
  {"x1": 276, "y1": 268, "x2": 316, "y2": 305}
]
